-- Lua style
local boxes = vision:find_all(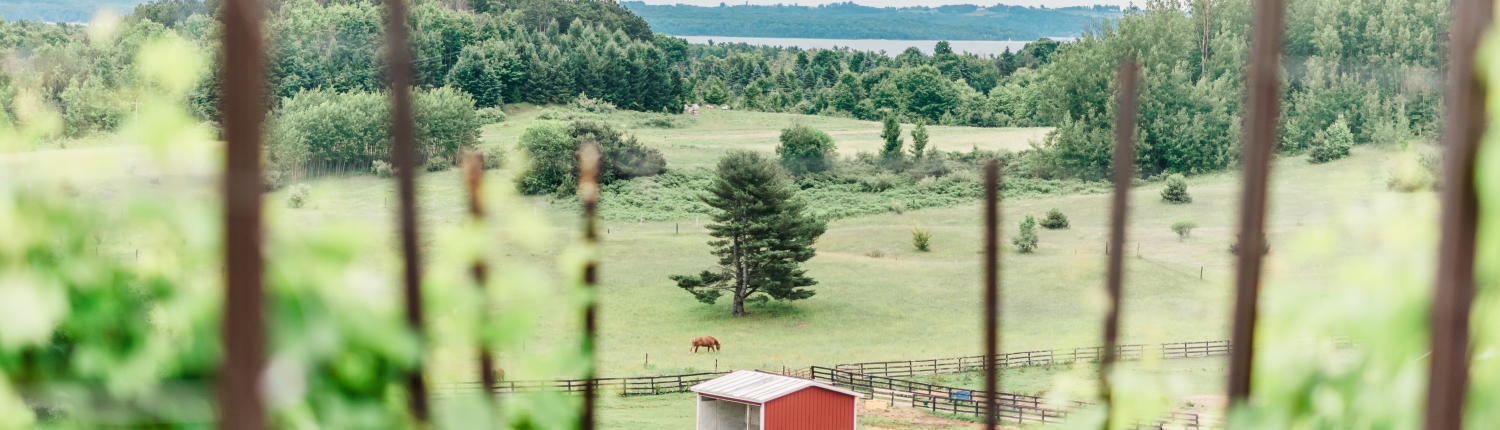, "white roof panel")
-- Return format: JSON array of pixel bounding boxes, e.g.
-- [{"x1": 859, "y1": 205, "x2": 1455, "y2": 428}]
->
[{"x1": 691, "y1": 371, "x2": 861, "y2": 404}]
